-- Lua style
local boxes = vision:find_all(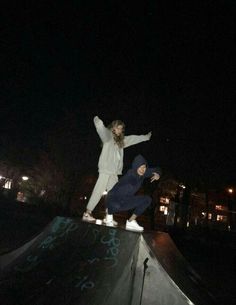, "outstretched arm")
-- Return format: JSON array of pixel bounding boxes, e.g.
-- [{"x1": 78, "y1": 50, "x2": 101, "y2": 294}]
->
[
  {"x1": 124, "y1": 131, "x2": 152, "y2": 148},
  {"x1": 94, "y1": 116, "x2": 112, "y2": 143}
]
